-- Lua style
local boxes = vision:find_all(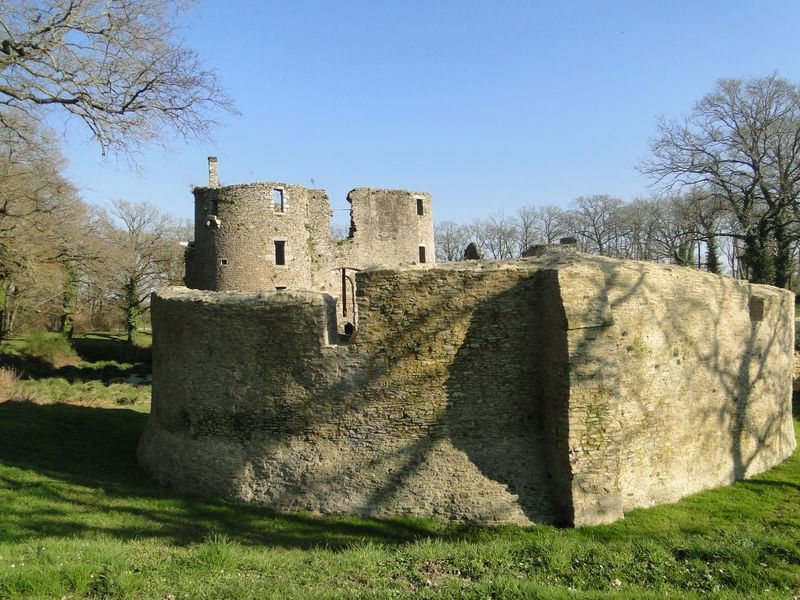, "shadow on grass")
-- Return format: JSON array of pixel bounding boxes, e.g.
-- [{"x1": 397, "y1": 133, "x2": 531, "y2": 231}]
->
[
  {"x1": 738, "y1": 478, "x2": 800, "y2": 492},
  {"x1": 0, "y1": 401, "x2": 489, "y2": 550},
  {"x1": 0, "y1": 334, "x2": 151, "y2": 383},
  {"x1": 70, "y1": 336, "x2": 152, "y2": 365},
  {"x1": 0, "y1": 354, "x2": 149, "y2": 384},
  {"x1": 793, "y1": 389, "x2": 800, "y2": 419}
]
